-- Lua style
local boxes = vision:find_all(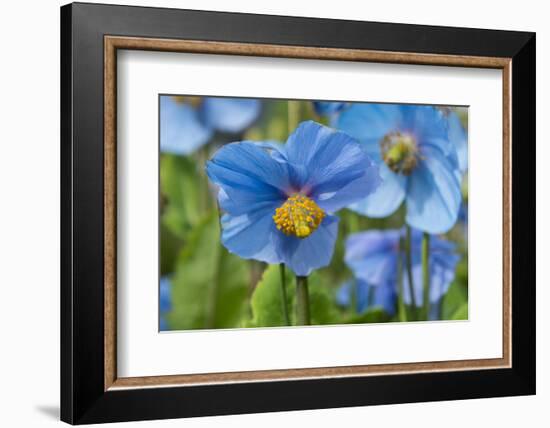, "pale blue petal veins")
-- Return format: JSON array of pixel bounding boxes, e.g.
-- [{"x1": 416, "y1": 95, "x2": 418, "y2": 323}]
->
[
  {"x1": 206, "y1": 141, "x2": 291, "y2": 198},
  {"x1": 283, "y1": 121, "x2": 382, "y2": 210},
  {"x1": 283, "y1": 121, "x2": 335, "y2": 186},
  {"x1": 160, "y1": 97, "x2": 213, "y2": 155}
]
